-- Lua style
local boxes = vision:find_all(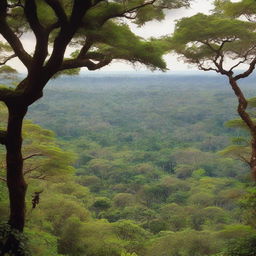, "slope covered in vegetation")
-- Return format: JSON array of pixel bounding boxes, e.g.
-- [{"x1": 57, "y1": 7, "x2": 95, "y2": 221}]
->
[{"x1": 7, "y1": 74, "x2": 251, "y2": 256}]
